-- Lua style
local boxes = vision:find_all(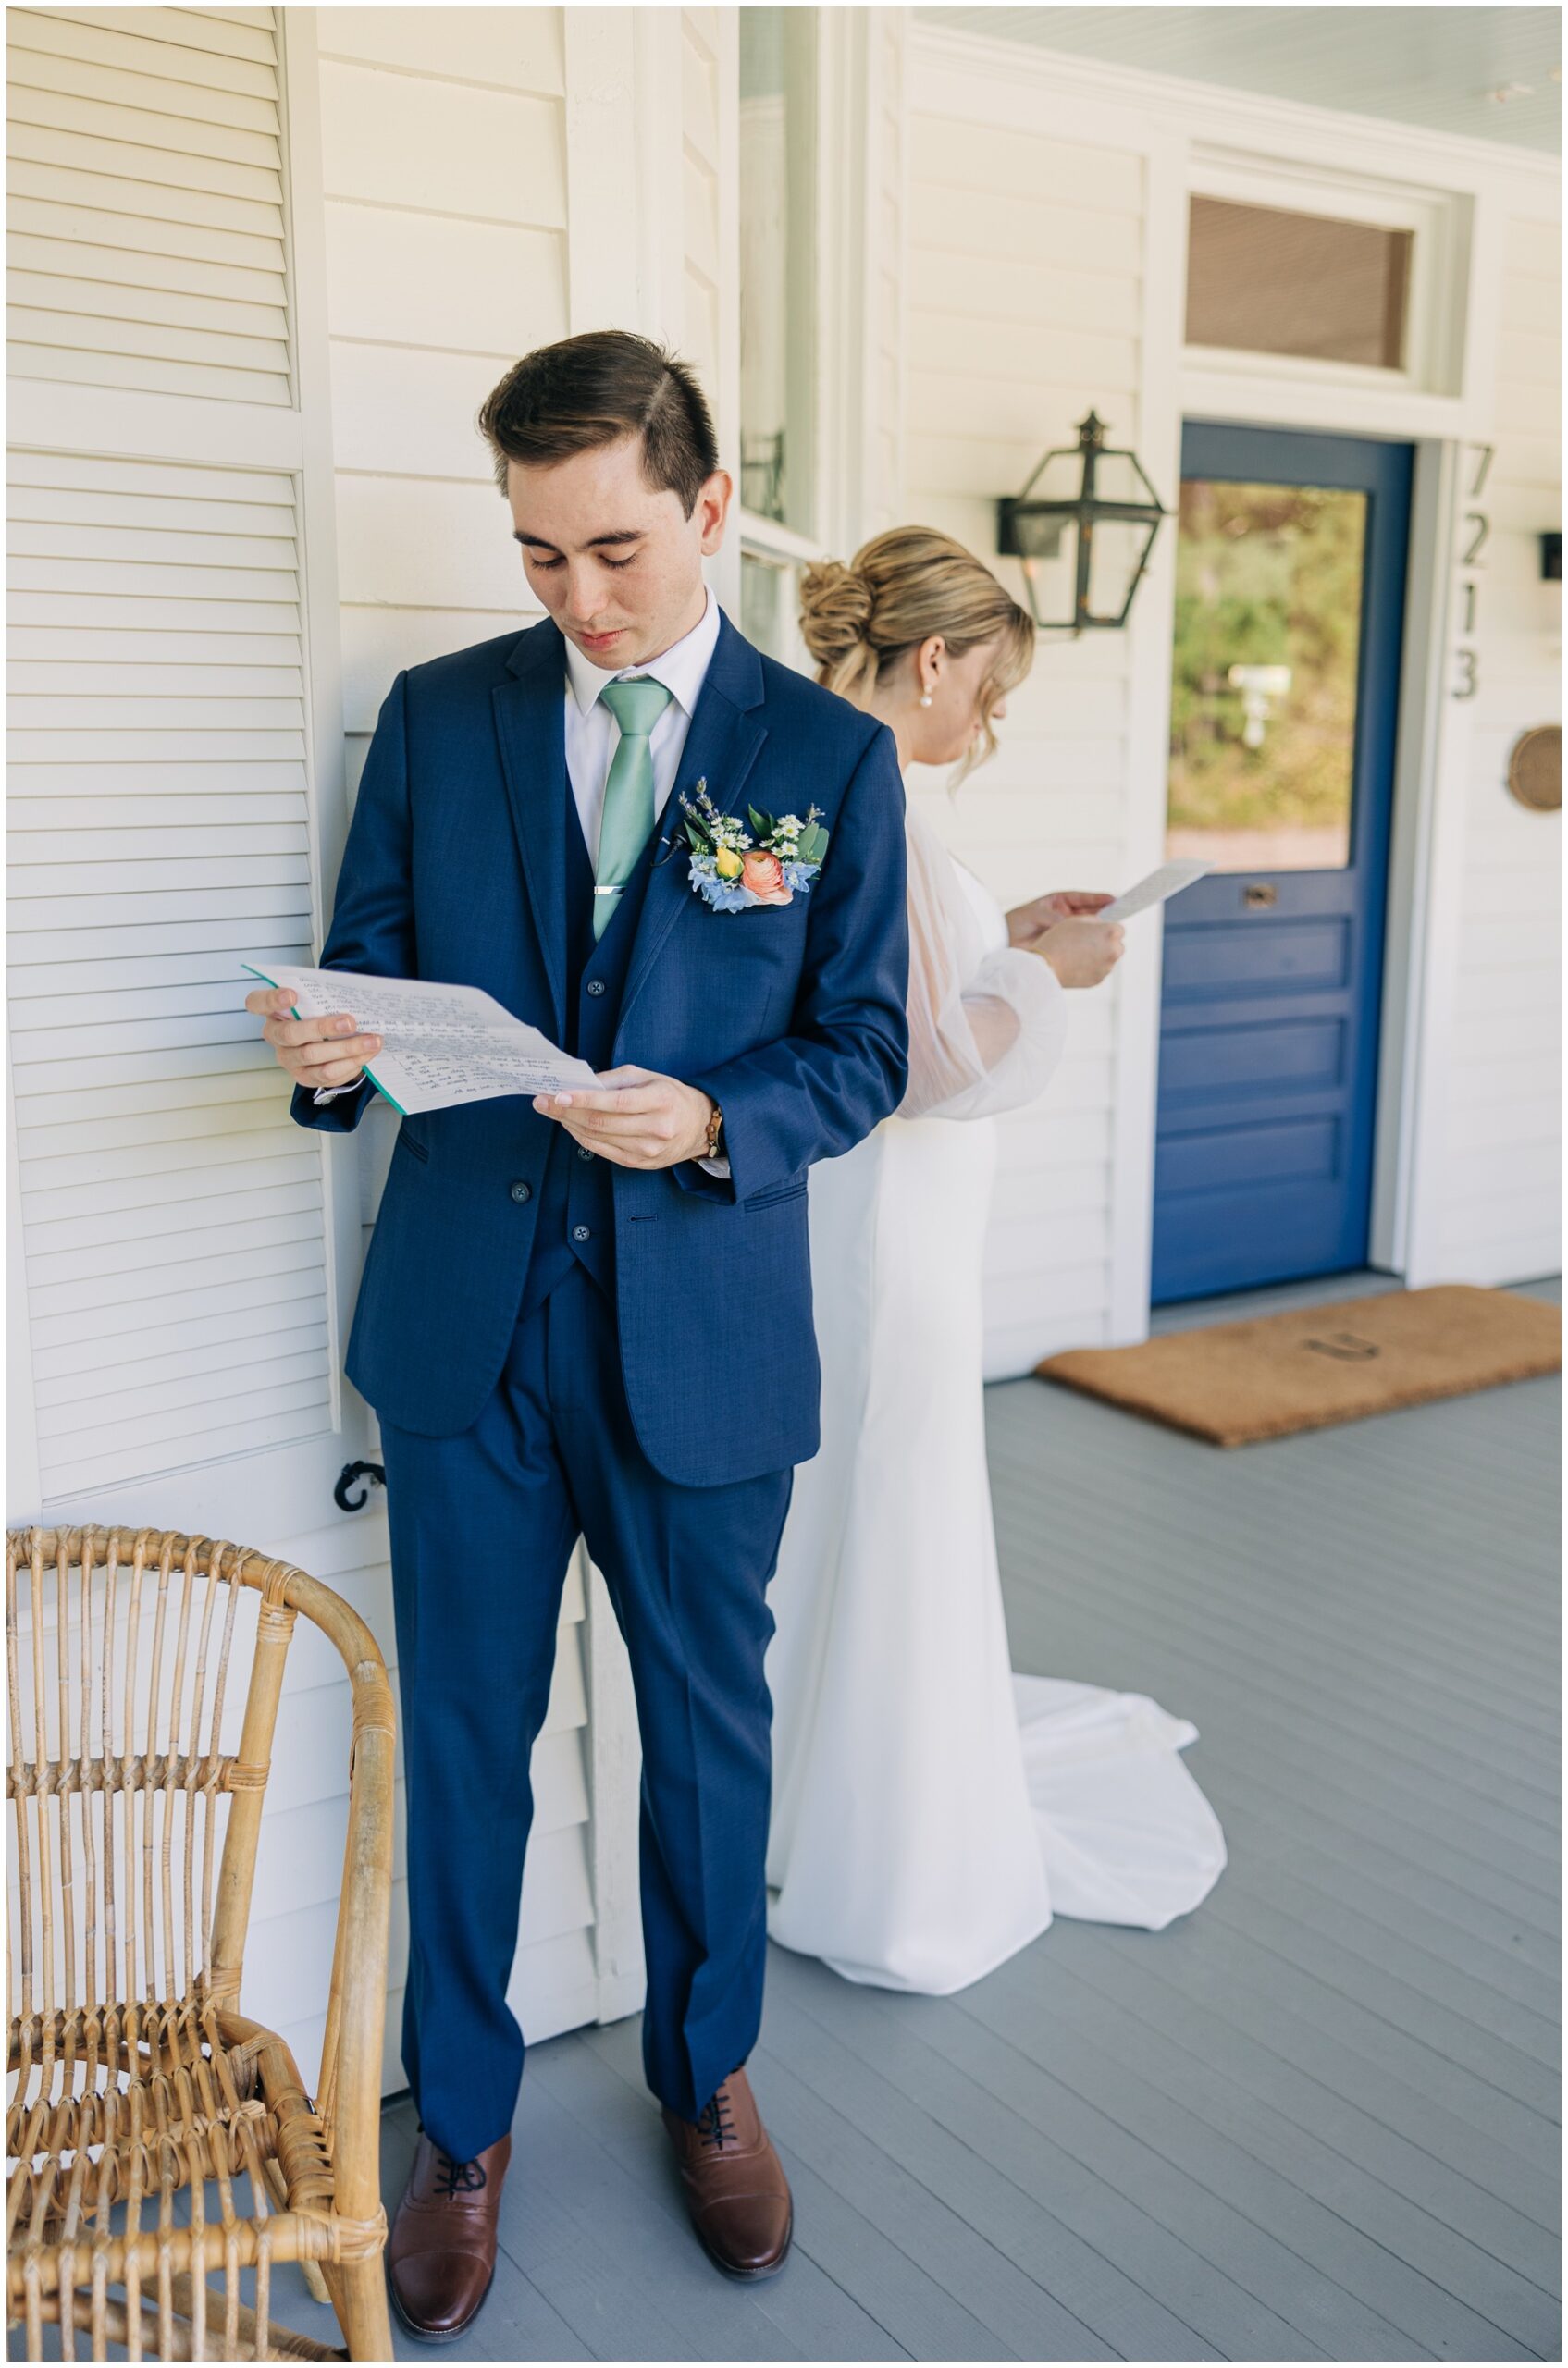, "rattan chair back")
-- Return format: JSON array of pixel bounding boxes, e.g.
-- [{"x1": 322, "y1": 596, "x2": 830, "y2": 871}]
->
[{"x1": 6, "y1": 1524, "x2": 395, "y2": 2361}]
